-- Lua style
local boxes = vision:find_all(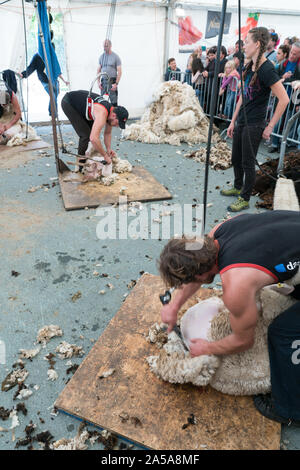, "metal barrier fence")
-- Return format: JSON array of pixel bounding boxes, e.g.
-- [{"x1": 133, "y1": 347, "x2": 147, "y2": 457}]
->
[
  {"x1": 266, "y1": 82, "x2": 300, "y2": 149},
  {"x1": 168, "y1": 71, "x2": 300, "y2": 152}
]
